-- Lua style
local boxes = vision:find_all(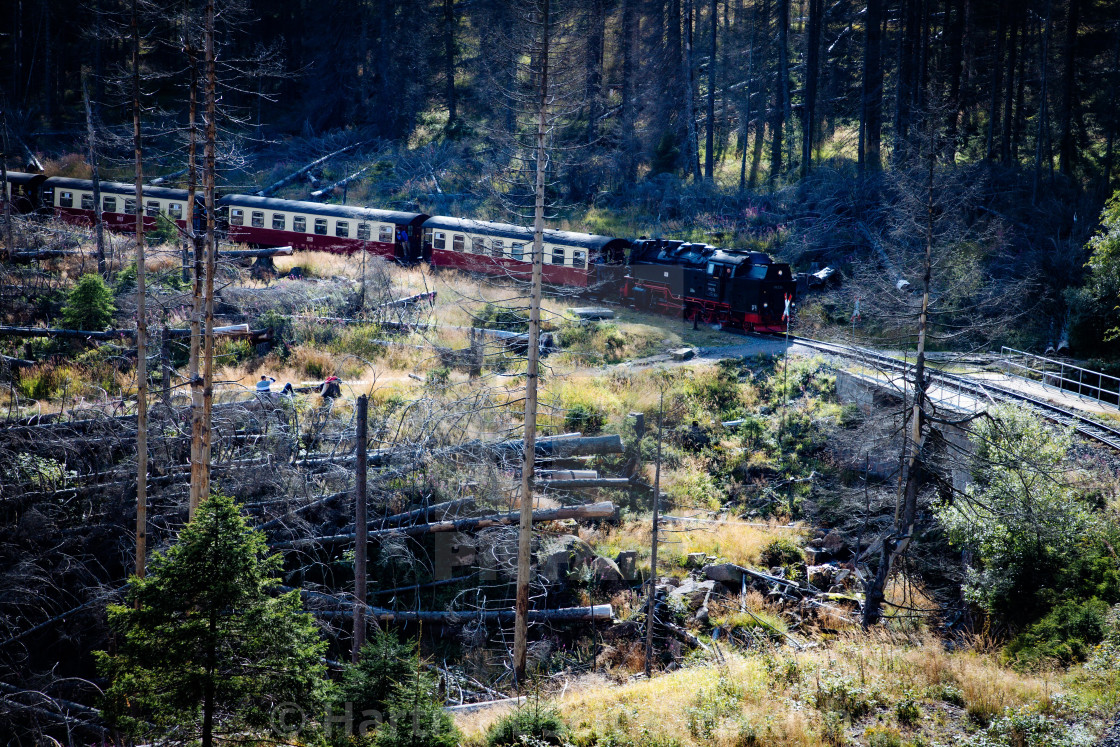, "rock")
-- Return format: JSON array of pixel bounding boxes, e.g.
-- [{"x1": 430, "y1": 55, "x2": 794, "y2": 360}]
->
[
  {"x1": 703, "y1": 563, "x2": 744, "y2": 584},
  {"x1": 601, "y1": 620, "x2": 641, "y2": 642},
  {"x1": 834, "y1": 568, "x2": 852, "y2": 587},
  {"x1": 822, "y1": 530, "x2": 847, "y2": 555},
  {"x1": 669, "y1": 347, "x2": 696, "y2": 361},
  {"x1": 685, "y1": 552, "x2": 707, "y2": 568},
  {"x1": 693, "y1": 606, "x2": 710, "y2": 625},
  {"x1": 591, "y1": 555, "x2": 624, "y2": 583},
  {"x1": 615, "y1": 550, "x2": 639, "y2": 580},
  {"x1": 768, "y1": 567, "x2": 787, "y2": 578},
  {"x1": 669, "y1": 578, "x2": 716, "y2": 612},
  {"x1": 539, "y1": 534, "x2": 596, "y2": 583},
  {"x1": 807, "y1": 564, "x2": 837, "y2": 588},
  {"x1": 804, "y1": 546, "x2": 832, "y2": 565}
]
